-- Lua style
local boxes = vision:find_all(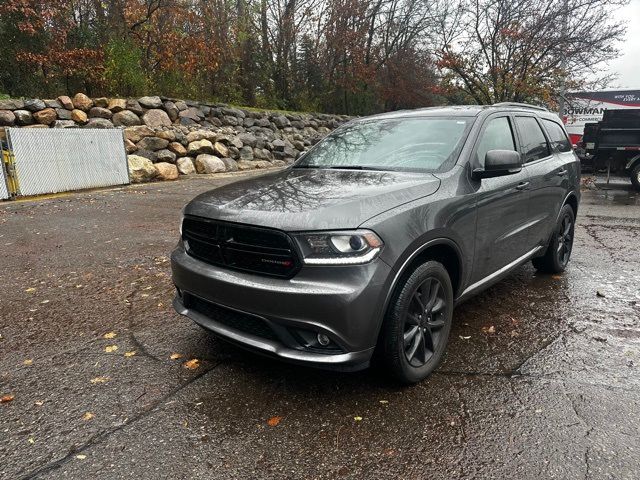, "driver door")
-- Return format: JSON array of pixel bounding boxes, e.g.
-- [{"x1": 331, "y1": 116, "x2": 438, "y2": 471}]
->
[{"x1": 471, "y1": 115, "x2": 533, "y2": 283}]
